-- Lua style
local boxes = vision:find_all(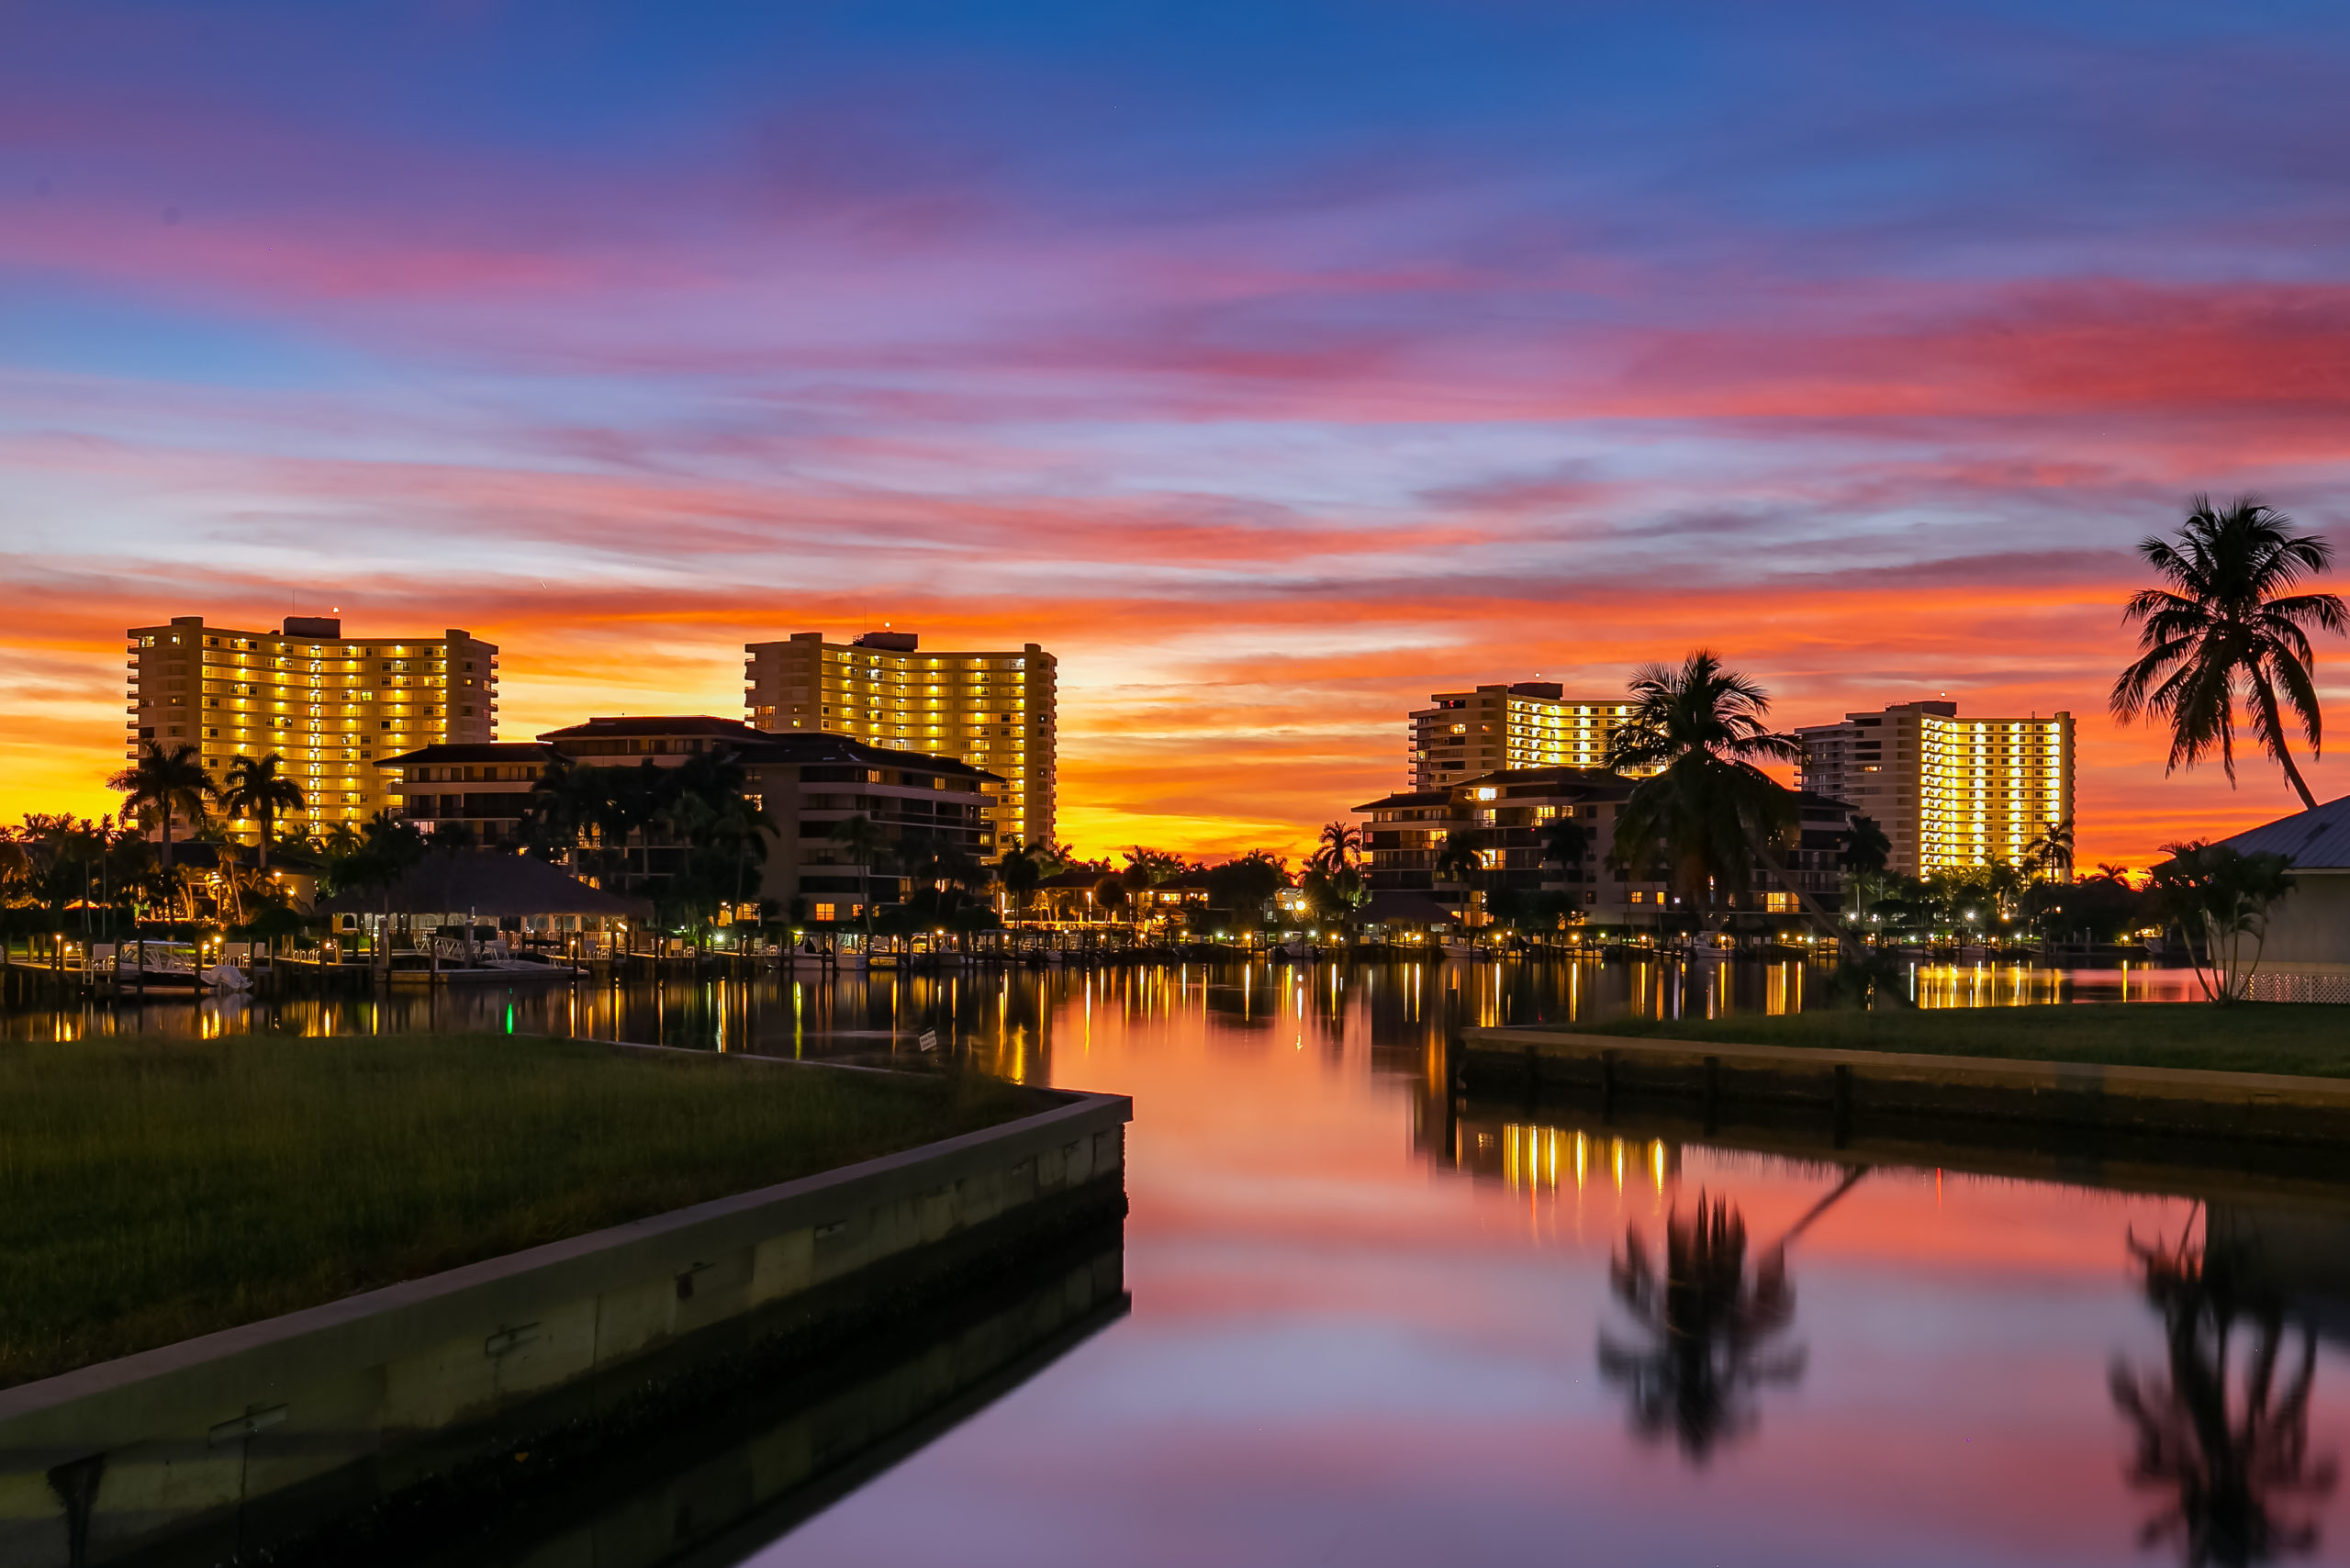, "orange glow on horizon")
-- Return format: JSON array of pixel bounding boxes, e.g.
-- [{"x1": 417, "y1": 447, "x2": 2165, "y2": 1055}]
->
[{"x1": 14, "y1": 572, "x2": 2336, "y2": 869}]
